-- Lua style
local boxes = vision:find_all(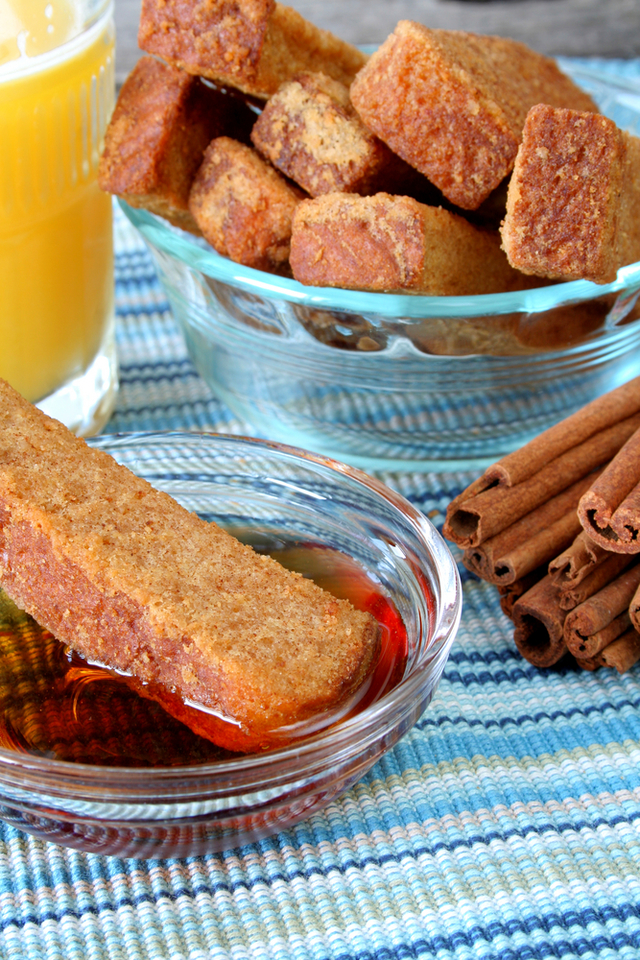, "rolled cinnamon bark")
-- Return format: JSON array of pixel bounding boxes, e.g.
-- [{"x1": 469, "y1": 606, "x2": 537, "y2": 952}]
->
[
  {"x1": 444, "y1": 375, "x2": 640, "y2": 674},
  {"x1": 444, "y1": 375, "x2": 640, "y2": 519},
  {"x1": 575, "y1": 655, "x2": 599, "y2": 671},
  {"x1": 498, "y1": 567, "x2": 546, "y2": 620},
  {"x1": 548, "y1": 530, "x2": 609, "y2": 586},
  {"x1": 444, "y1": 413, "x2": 640, "y2": 548},
  {"x1": 512, "y1": 574, "x2": 568, "y2": 667},
  {"x1": 570, "y1": 611, "x2": 632, "y2": 659},
  {"x1": 563, "y1": 561, "x2": 640, "y2": 657},
  {"x1": 627, "y1": 580, "x2": 640, "y2": 633},
  {"x1": 595, "y1": 628, "x2": 640, "y2": 673},
  {"x1": 558, "y1": 551, "x2": 635, "y2": 610},
  {"x1": 461, "y1": 472, "x2": 595, "y2": 584},
  {"x1": 491, "y1": 510, "x2": 582, "y2": 586},
  {"x1": 578, "y1": 426, "x2": 640, "y2": 553},
  {"x1": 462, "y1": 548, "x2": 488, "y2": 580}
]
